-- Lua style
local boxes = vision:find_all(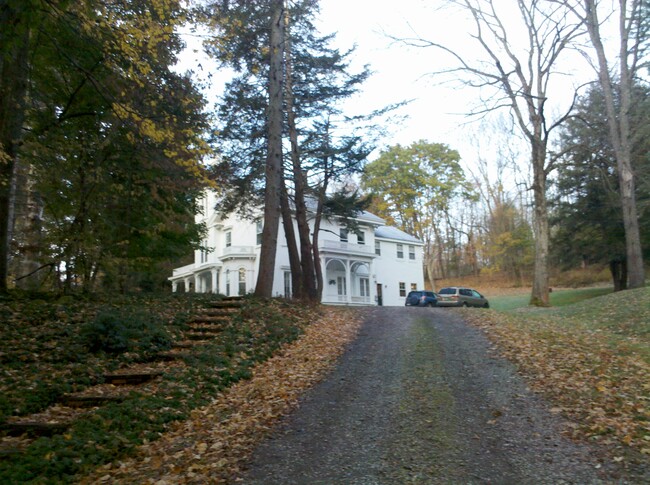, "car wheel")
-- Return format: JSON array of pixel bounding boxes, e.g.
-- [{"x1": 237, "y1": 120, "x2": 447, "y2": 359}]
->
[
  {"x1": 484, "y1": 302, "x2": 490, "y2": 308},
  {"x1": 428, "y1": 302, "x2": 435, "y2": 307},
  {"x1": 461, "y1": 302, "x2": 468, "y2": 307}
]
